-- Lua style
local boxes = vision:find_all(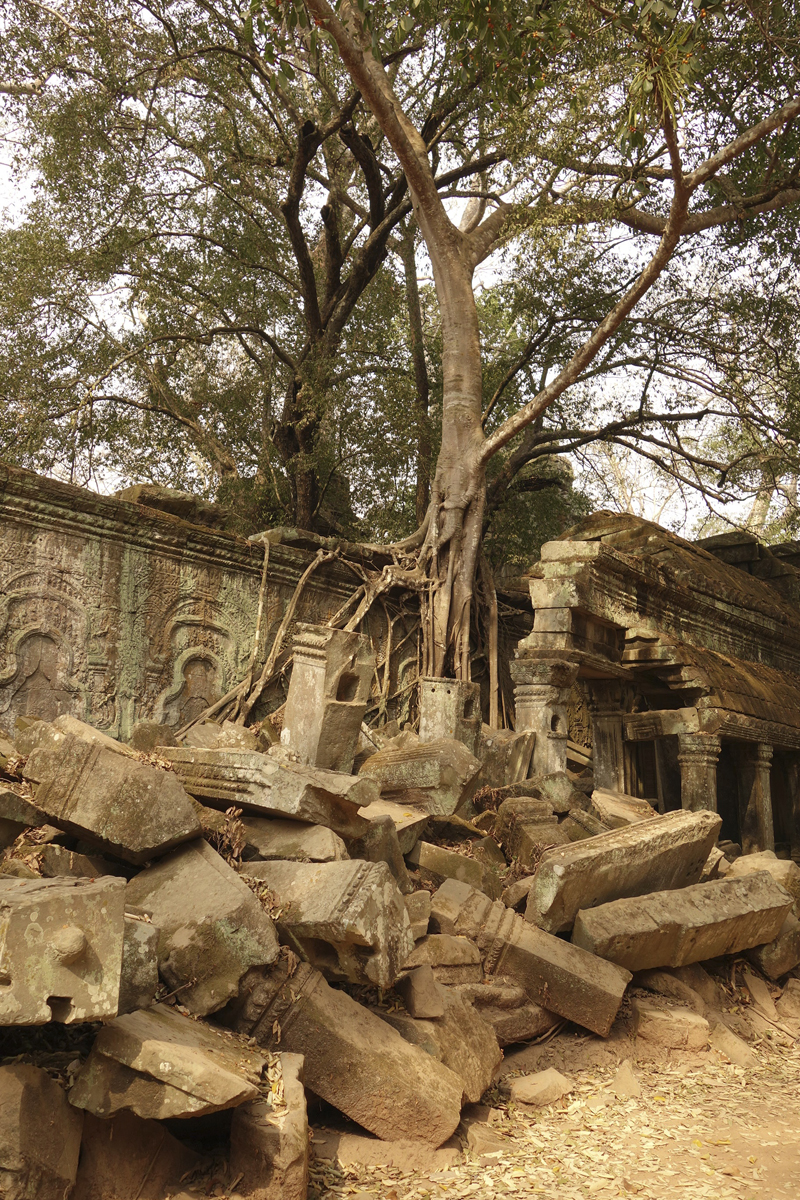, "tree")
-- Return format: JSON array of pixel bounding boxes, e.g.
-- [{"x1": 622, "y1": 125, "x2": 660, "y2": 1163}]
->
[{"x1": 286, "y1": 0, "x2": 800, "y2": 678}]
